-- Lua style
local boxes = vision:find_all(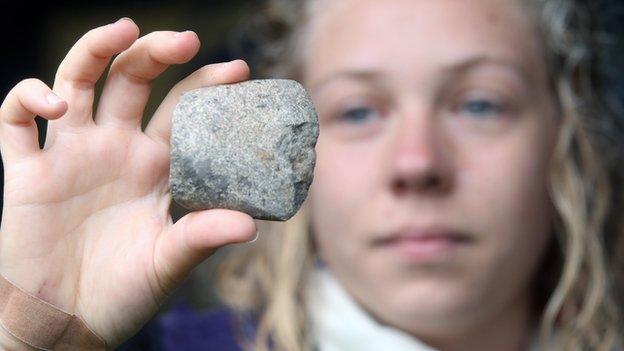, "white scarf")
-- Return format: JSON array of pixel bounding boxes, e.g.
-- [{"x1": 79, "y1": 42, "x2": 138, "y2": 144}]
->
[
  {"x1": 307, "y1": 268, "x2": 539, "y2": 351},
  {"x1": 308, "y1": 268, "x2": 439, "y2": 351}
]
